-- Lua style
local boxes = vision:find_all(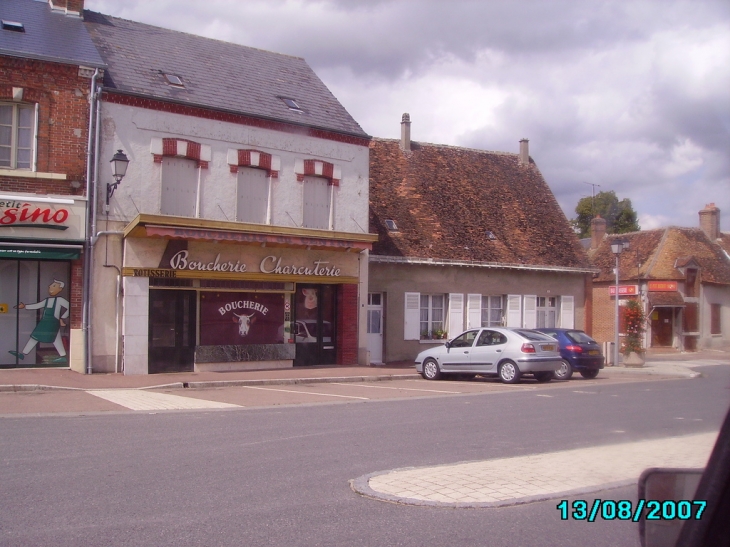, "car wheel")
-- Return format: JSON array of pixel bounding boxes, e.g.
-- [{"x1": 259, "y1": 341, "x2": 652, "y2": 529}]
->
[
  {"x1": 422, "y1": 359, "x2": 442, "y2": 381},
  {"x1": 498, "y1": 360, "x2": 522, "y2": 384},
  {"x1": 553, "y1": 360, "x2": 573, "y2": 381},
  {"x1": 580, "y1": 369, "x2": 599, "y2": 379},
  {"x1": 534, "y1": 371, "x2": 552, "y2": 383}
]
